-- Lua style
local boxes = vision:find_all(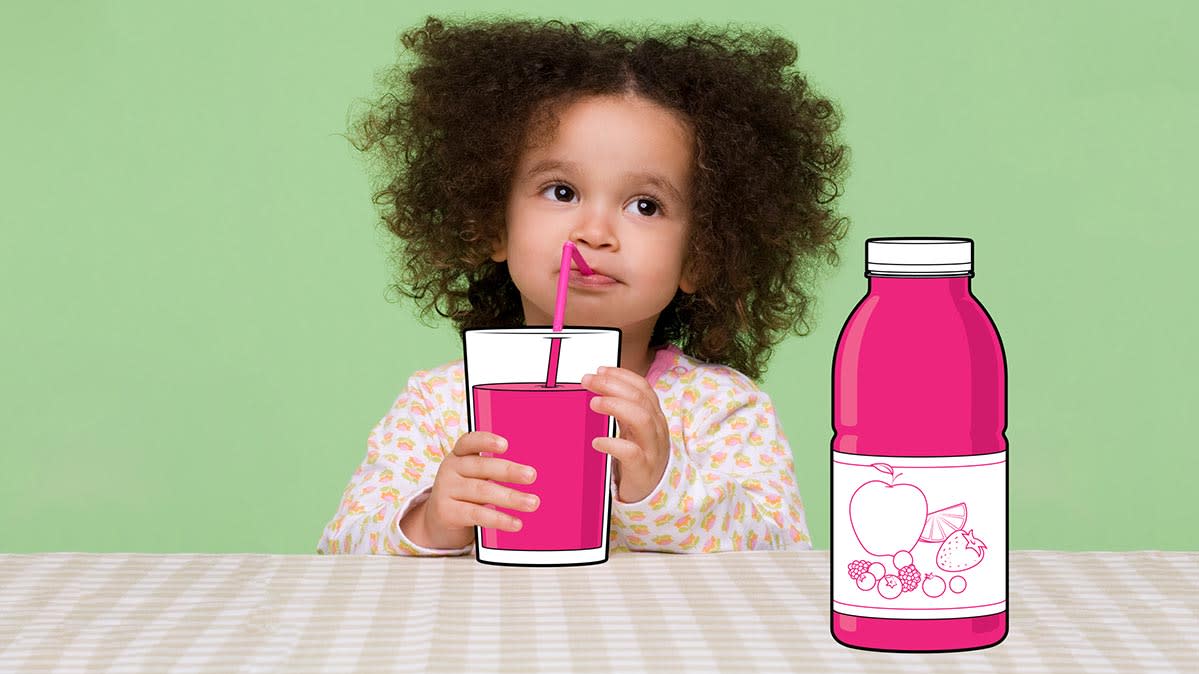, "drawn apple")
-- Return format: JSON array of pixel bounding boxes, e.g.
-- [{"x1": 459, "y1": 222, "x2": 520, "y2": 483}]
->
[{"x1": 849, "y1": 463, "x2": 929, "y2": 557}]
